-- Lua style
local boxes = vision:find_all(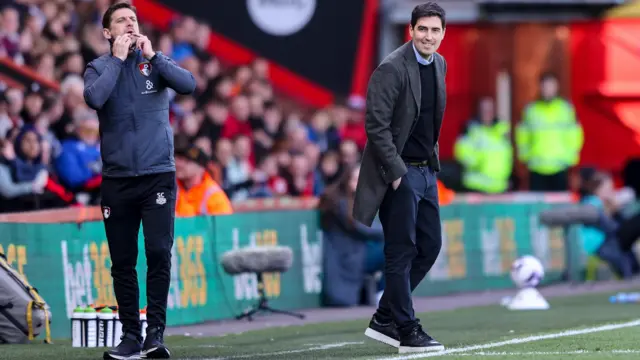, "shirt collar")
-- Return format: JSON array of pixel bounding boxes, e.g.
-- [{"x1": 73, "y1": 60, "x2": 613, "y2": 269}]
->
[{"x1": 412, "y1": 43, "x2": 434, "y2": 65}]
